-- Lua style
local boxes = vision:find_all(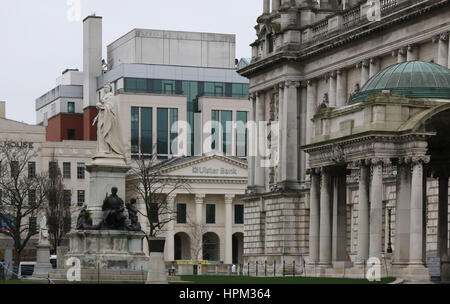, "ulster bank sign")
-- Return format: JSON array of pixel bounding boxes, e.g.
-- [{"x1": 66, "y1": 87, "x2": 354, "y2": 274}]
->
[{"x1": 192, "y1": 166, "x2": 238, "y2": 176}]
